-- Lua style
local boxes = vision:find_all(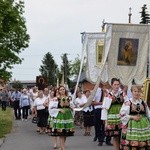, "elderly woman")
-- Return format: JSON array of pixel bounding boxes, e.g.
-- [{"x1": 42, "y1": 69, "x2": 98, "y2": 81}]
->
[
  {"x1": 20, "y1": 88, "x2": 30, "y2": 121},
  {"x1": 34, "y1": 90, "x2": 47, "y2": 134},
  {"x1": 120, "y1": 85, "x2": 150, "y2": 150},
  {"x1": 30, "y1": 86, "x2": 38, "y2": 116}
]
